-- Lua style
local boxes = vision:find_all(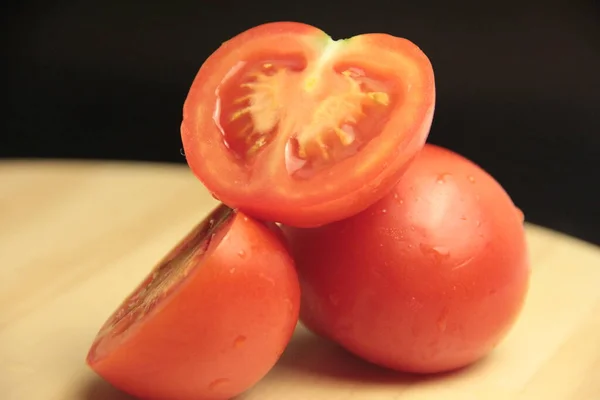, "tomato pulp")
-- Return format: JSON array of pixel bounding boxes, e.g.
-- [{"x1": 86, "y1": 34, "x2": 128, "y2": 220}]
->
[
  {"x1": 181, "y1": 21, "x2": 435, "y2": 227},
  {"x1": 87, "y1": 205, "x2": 301, "y2": 400},
  {"x1": 282, "y1": 144, "x2": 530, "y2": 373}
]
